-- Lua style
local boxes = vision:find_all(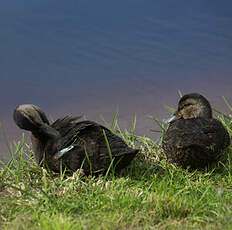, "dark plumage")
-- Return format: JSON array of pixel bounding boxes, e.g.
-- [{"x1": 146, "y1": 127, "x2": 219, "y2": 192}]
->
[
  {"x1": 13, "y1": 104, "x2": 139, "y2": 175},
  {"x1": 162, "y1": 93, "x2": 230, "y2": 169}
]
